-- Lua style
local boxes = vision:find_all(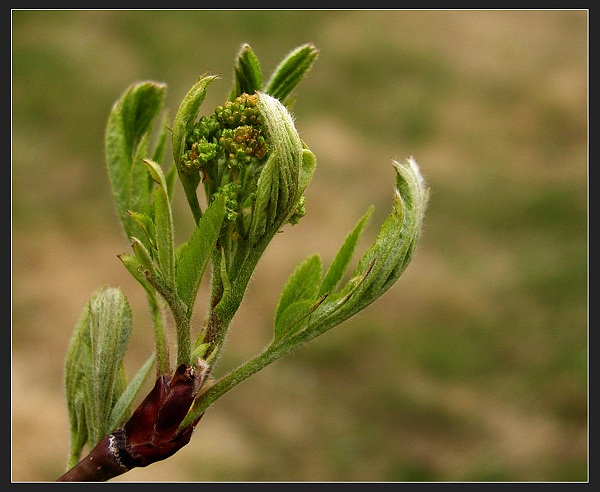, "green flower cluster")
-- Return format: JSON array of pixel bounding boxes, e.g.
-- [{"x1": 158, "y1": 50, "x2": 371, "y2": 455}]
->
[
  {"x1": 181, "y1": 93, "x2": 268, "y2": 177},
  {"x1": 180, "y1": 93, "x2": 272, "y2": 237},
  {"x1": 179, "y1": 116, "x2": 221, "y2": 174}
]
